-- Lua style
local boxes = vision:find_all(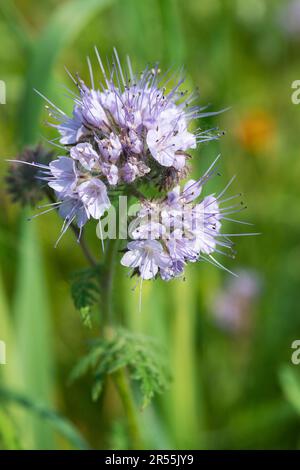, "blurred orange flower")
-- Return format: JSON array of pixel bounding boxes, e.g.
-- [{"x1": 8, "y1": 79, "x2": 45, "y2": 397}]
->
[{"x1": 235, "y1": 110, "x2": 276, "y2": 153}]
